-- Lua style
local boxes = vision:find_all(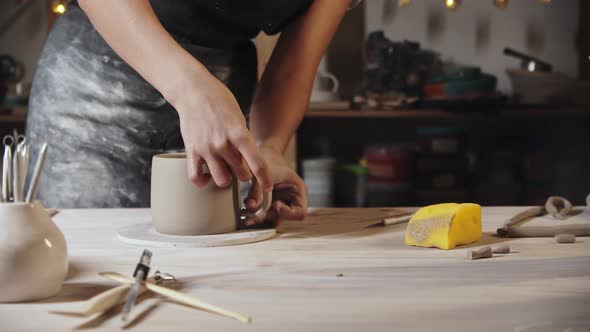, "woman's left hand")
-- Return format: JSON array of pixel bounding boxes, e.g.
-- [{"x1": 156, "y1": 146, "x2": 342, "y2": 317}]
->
[{"x1": 243, "y1": 145, "x2": 307, "y2": 227}]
